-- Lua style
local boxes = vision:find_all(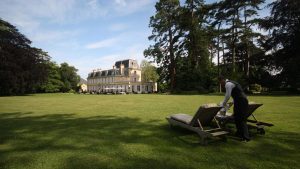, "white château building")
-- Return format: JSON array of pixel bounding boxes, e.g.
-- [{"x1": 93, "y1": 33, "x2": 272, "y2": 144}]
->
[{"x1": 87, "y1": 59, "x2": 157, "y2": 93}]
